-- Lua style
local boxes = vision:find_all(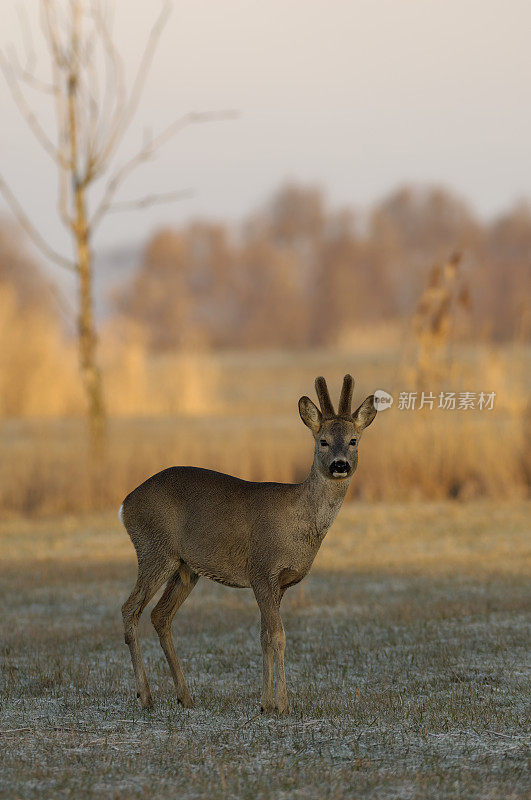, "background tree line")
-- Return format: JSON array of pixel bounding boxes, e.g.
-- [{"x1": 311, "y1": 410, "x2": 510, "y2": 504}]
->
[
  {"x1": 1, "y1": 181, "x2": 530, "y2": 361},
  {"x1": 113, "y1": 183, "x2": 531, "y2": 350}
]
